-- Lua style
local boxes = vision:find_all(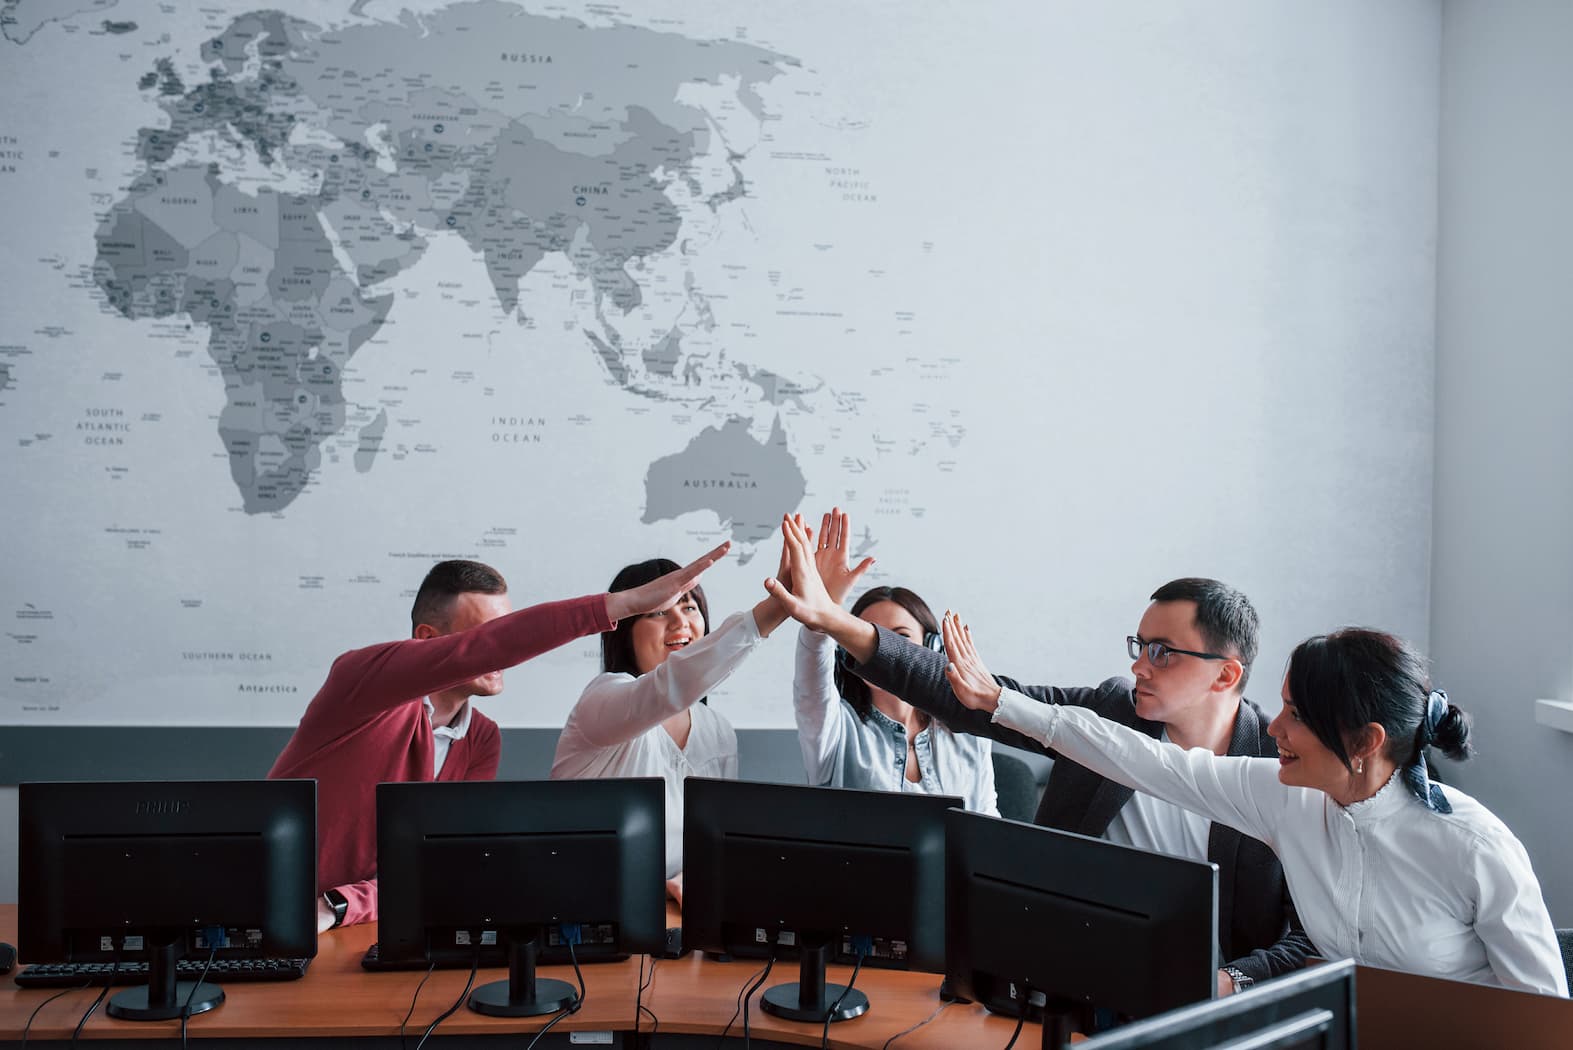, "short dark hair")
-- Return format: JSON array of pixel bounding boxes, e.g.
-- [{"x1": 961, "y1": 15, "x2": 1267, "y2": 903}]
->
[
  {"x1": 1149, "y1": 577, "x2": 1259, "y2": 690},
  {"x1": 836, "y1": 586, "x2": 941, "y2": 722},
  {"x1": 600, "y1": 558, "x2": 711, "y2": 677},
  {"x1": 410, "y1": 560, "x2": 507, "y2": 633},
  {"x1": 1287, "y1": 629, "x2": 1474, "y2": 772}
]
